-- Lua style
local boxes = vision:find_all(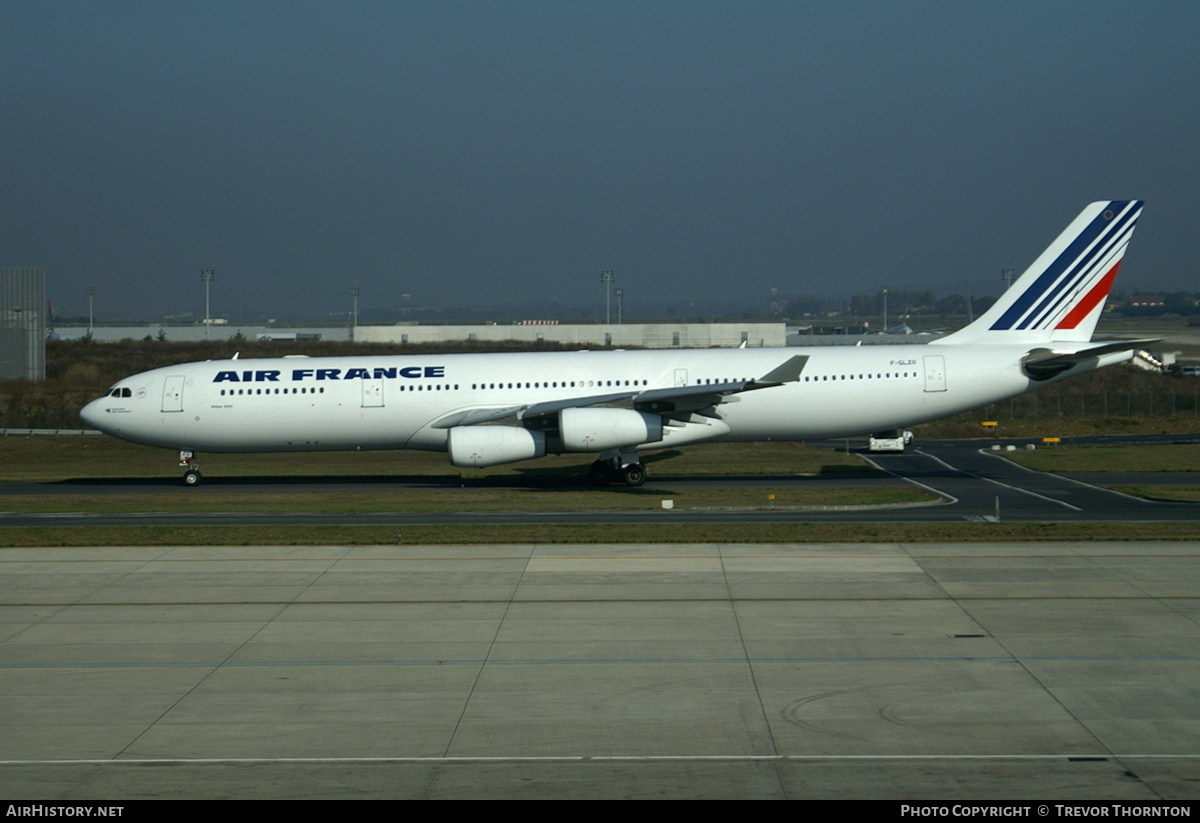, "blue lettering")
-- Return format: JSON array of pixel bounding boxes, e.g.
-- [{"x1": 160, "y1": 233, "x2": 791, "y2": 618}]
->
[
  {"x1": 214, "y1": 371, "x2": 239, "y2": 382},
  {"x1": 265, "y1": 365, "x2": 447, "y2": 382}
]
